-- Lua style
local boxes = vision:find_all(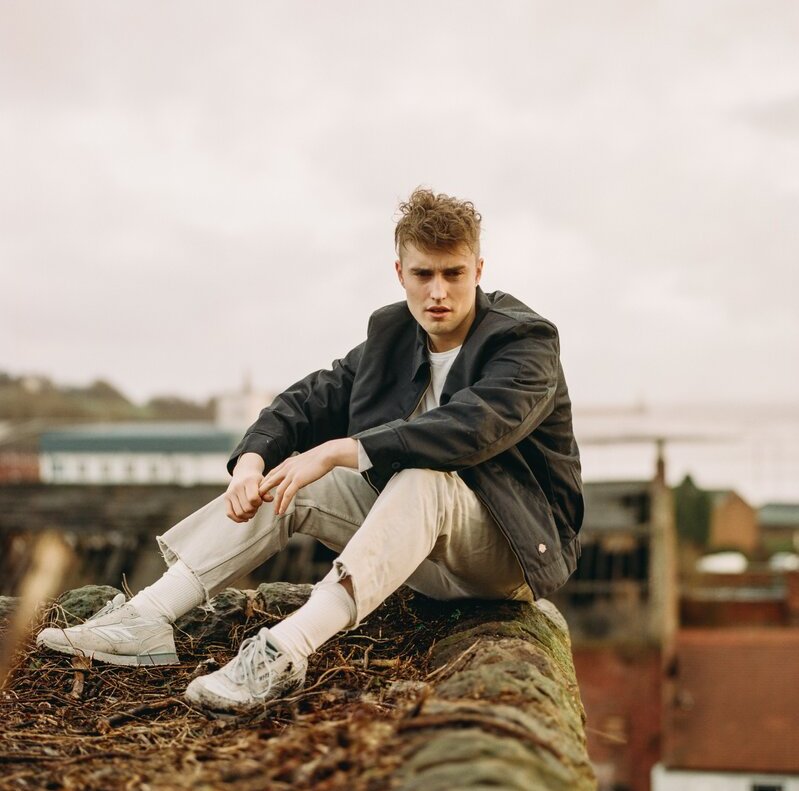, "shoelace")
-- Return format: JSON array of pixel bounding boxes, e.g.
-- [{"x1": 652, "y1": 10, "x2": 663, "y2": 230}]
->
[
  {"x1": 227, "y1": 631, "x2": 283, "y2": 698},
  {"x1": 85, "y1": 593, "x2": 127, "y2": 622}
]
